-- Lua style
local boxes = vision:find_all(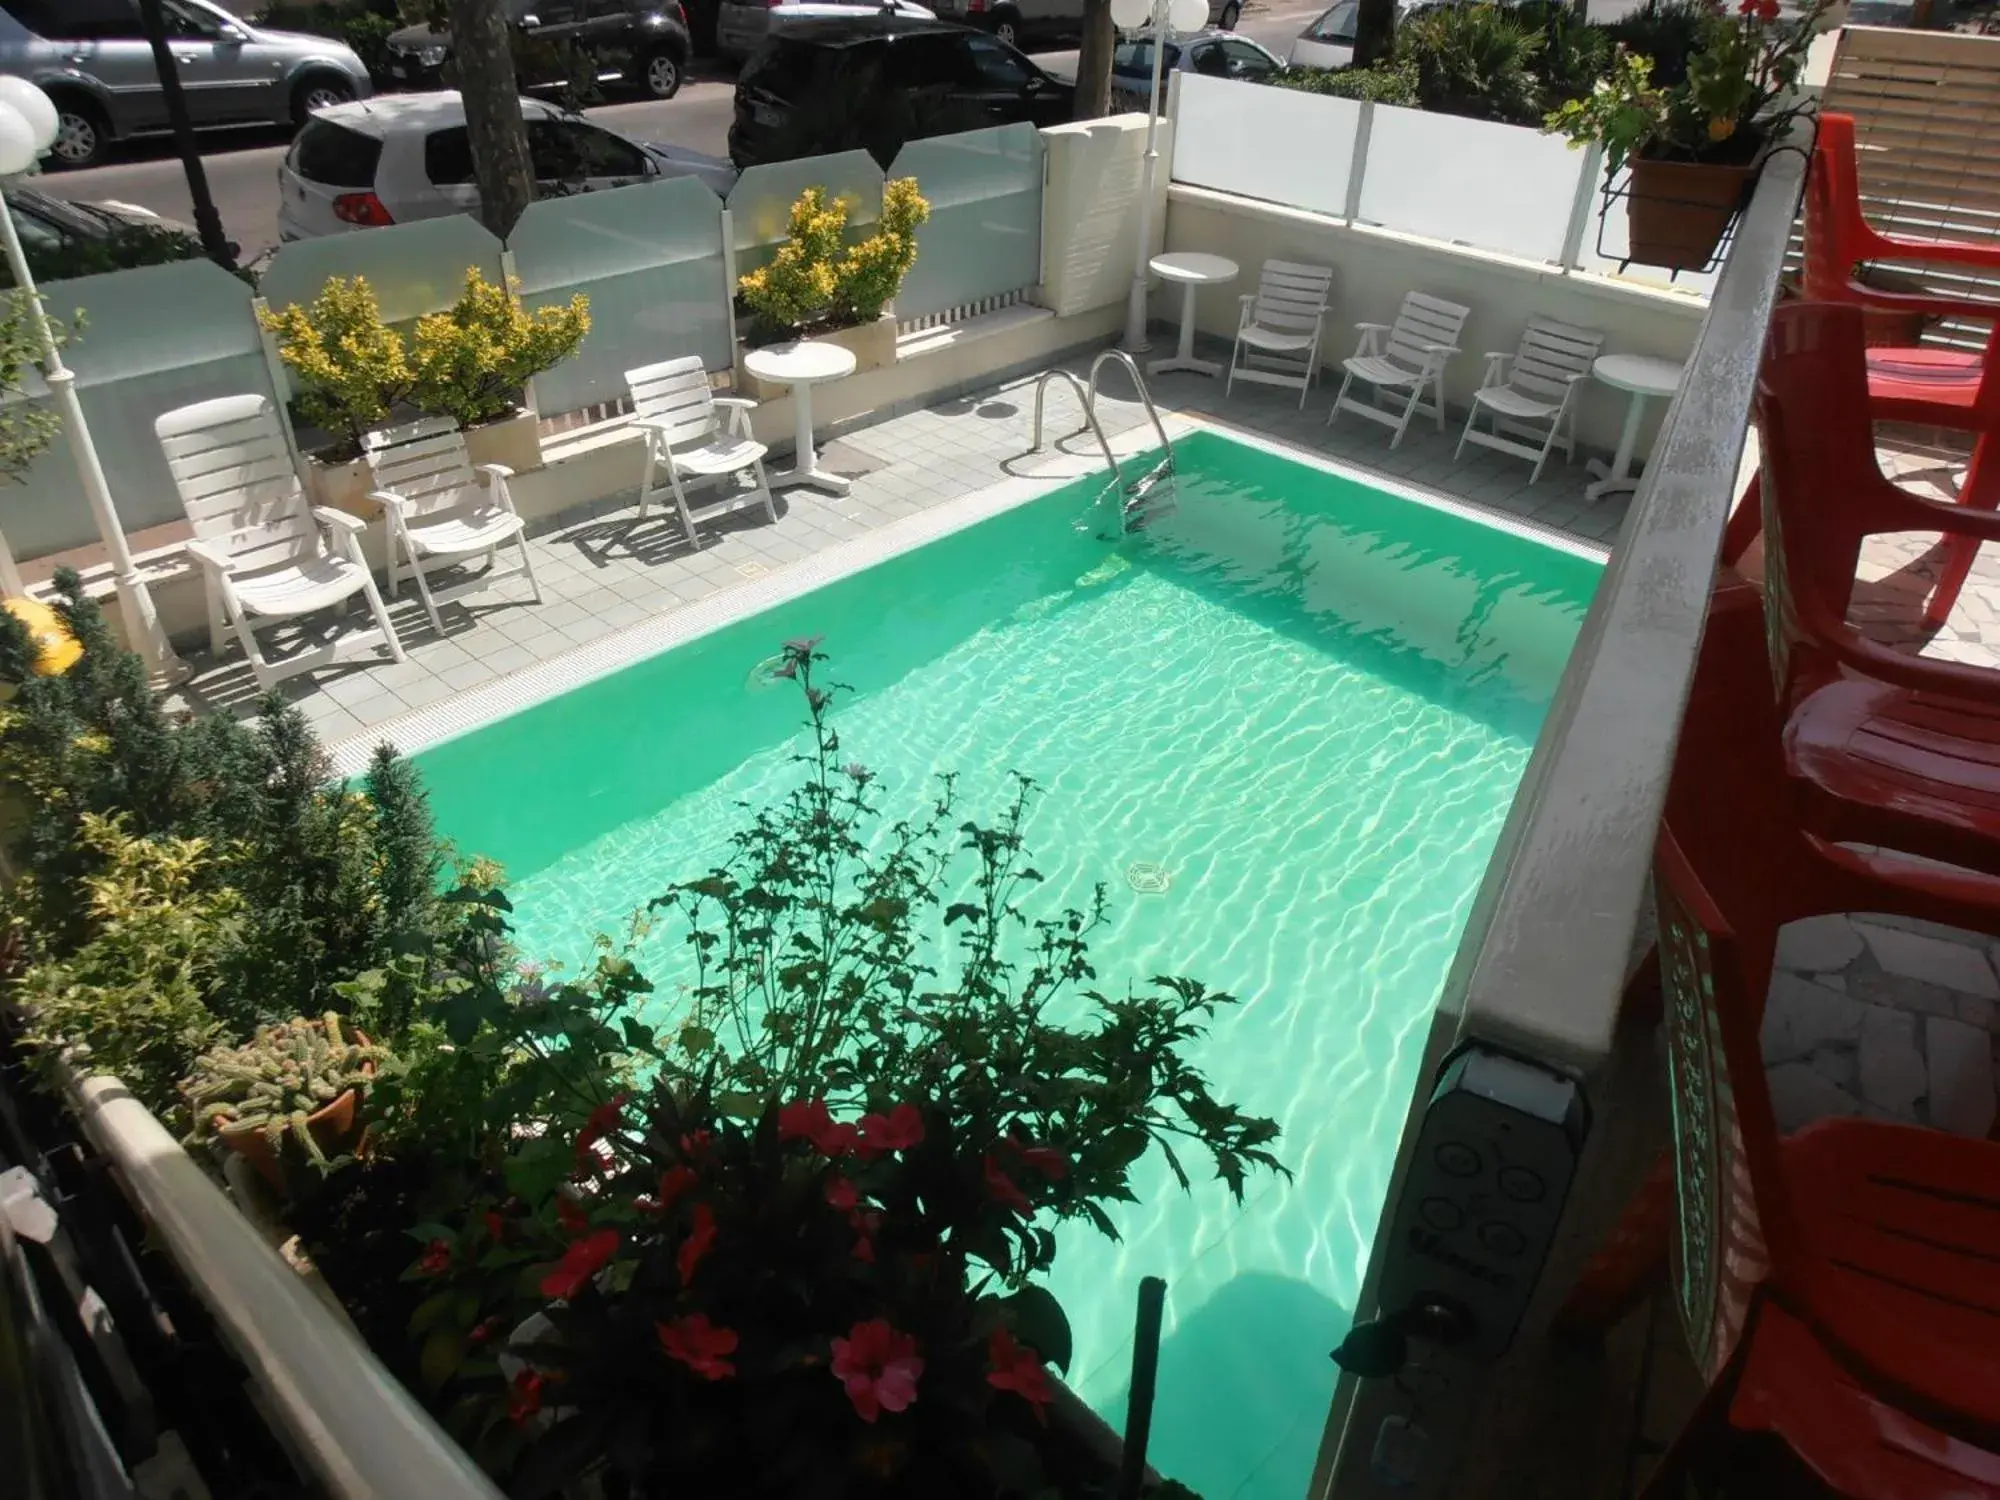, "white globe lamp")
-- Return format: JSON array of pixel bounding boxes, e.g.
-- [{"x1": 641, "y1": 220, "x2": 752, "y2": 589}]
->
[
  {"x1": 1110, "y1": 0, "x2": 1150, "y2": 29},
  {"x1": 0, "y1": 77, "x2": 58, "y2": 162},
  {"x1": 0, "y1": 103, "x2": 37, "y2": 180},
  {"x1": 1167, "y1": 0, "x2": 1207, "y2": 31}
]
